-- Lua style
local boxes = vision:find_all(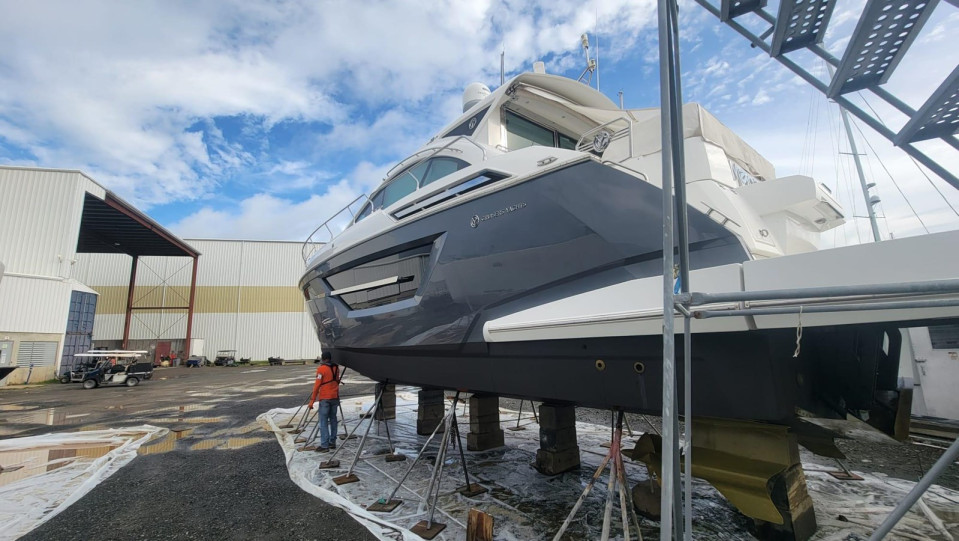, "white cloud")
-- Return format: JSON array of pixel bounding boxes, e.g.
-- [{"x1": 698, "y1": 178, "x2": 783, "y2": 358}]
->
[{"x1": 168, "y1": 161, "x2": 387, "y2": 241}]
